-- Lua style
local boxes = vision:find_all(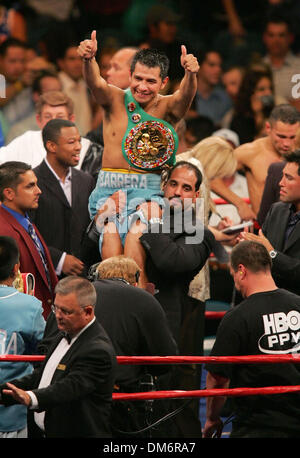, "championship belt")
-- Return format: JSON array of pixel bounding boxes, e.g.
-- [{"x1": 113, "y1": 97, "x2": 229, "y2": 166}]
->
[{"x1": 122, "y1": 89, "x2": 178, "y2": 170}]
